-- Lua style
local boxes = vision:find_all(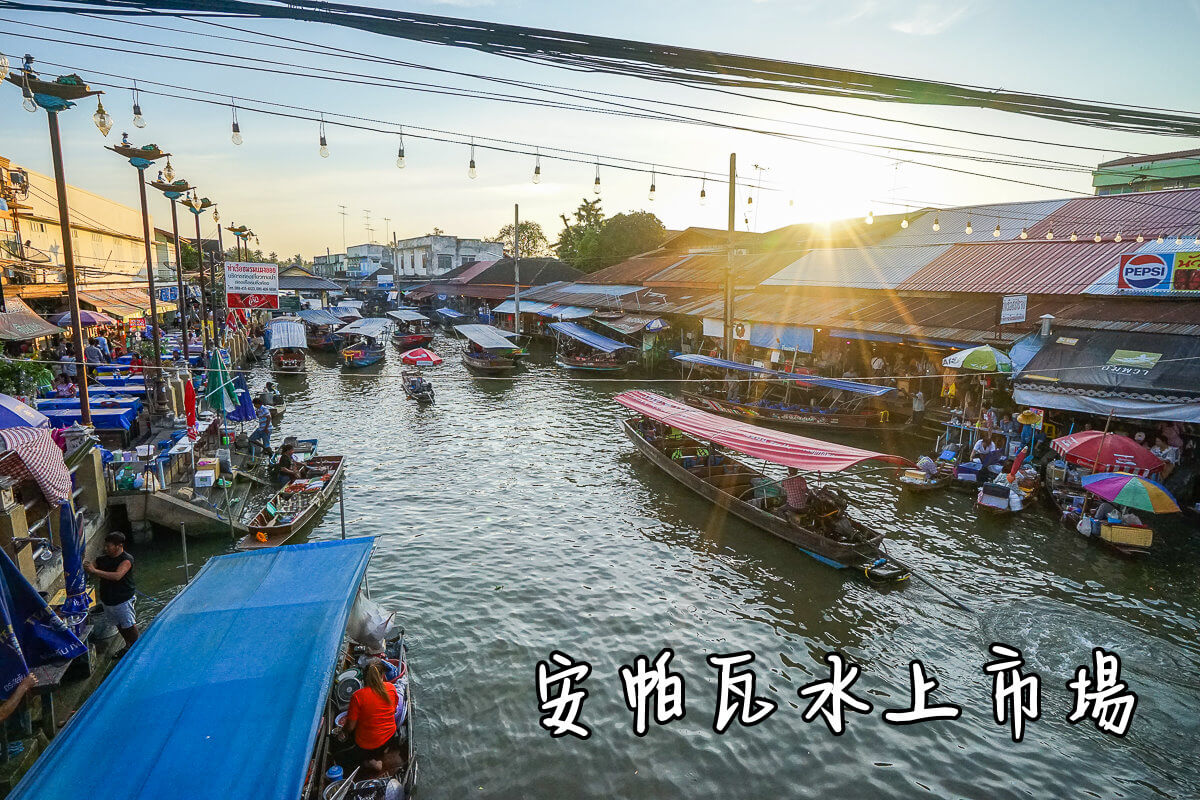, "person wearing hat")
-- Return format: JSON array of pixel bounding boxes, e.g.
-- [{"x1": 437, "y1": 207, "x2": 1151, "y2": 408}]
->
[{"x1": 84, "y1": 532, "x2": 139, "y2": 656}]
